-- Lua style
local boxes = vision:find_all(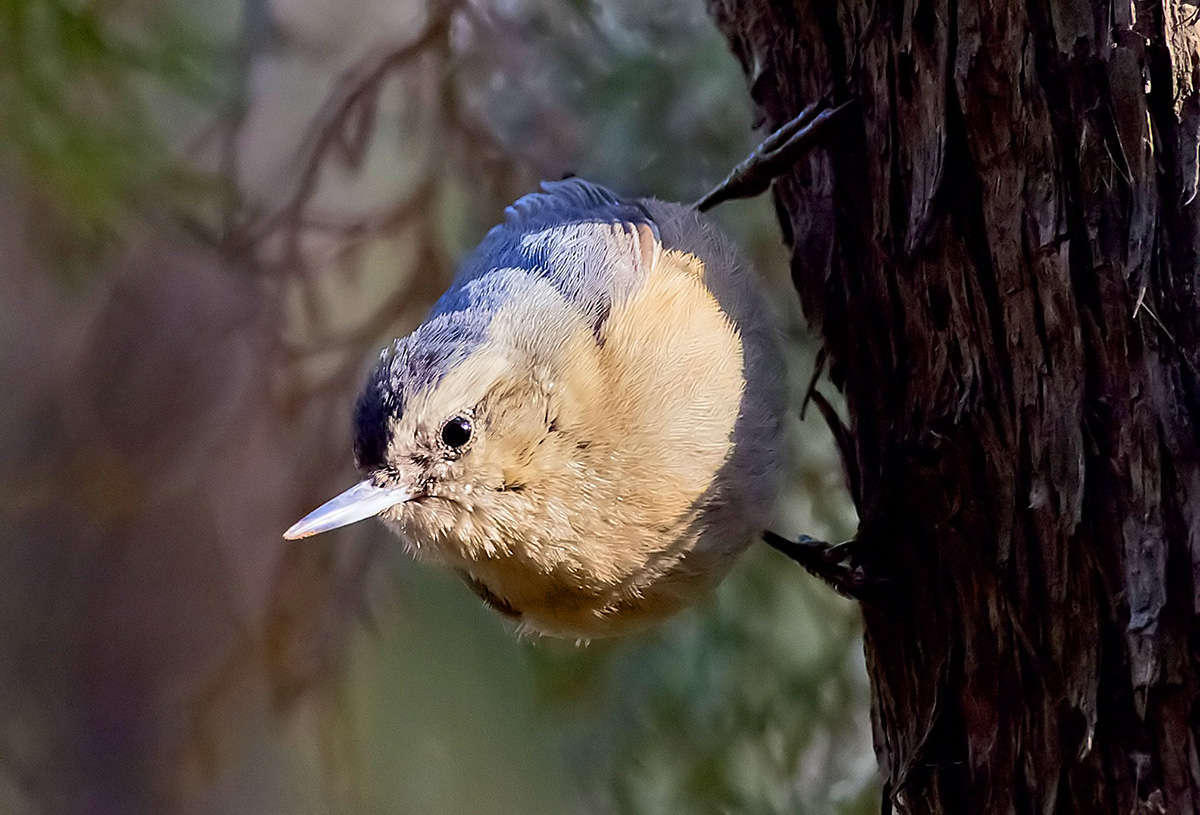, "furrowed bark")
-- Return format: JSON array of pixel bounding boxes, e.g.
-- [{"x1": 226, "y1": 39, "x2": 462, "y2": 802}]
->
[{"x1": 707, "y1": 1, "x2": 1200, "y2": 811}]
